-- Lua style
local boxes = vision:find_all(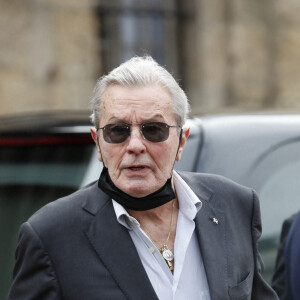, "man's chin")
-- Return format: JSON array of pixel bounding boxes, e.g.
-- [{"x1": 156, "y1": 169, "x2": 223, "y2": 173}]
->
[
  {"x1": 123, "y1": 187, "x2": 151, "y2": 198},
  {"x1": 118, "y1": 183, "x2": 158, "y2": 198},
  {"x1": 116, "y1": 177, "x2": 154, "y2": 198},
  {"x1": 116, "y1": 176, "x2": 165, "y2": 198}
]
